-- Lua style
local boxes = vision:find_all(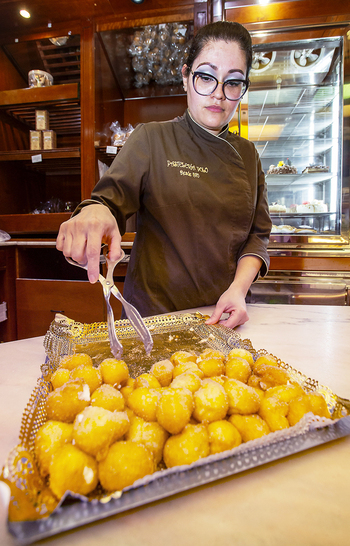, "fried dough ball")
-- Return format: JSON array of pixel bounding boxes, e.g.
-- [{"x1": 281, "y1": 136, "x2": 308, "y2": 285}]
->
[
  {"x1": 70, "y1": 364, "x2": 102, "y2": 394},
  {"x1": 192, "y1": 380, "x2": 228, "y2": 423},
  {"x1": 172, "y1": 361, "x2": 204, "y2": 379},
  {"x1": 98, "y1": 441, "x2": 154, "y2": 492},
  {"x1": 163, "y1": 423, "x2": 209, "y2": 468},
  {"x1": 170, "y1": 350, "x2": 197, "y2": 366},
  {"x1": 120, "y1": 384, "x2": 134, "y2": 401},
  {"x1": 51, "y1": 367, "x2": 70, "y2": 389},
  {"x1": 287, "y1": 395, "x2": 312, "y2": 426},
  {"x1": 34, "y1": 420, "x2": 73, "y2": 477},
  {"x1": 170, "y1": 371, "x2": 202, "y2": 393},
  {"x1": 127, "y1": 387, "x2": 161, "y2": 422},
  {"x1": 207, "y1": 420, "x2": 242, "y2": 454},
  {"x1": 73, "y1": 407, "x2": 129, "y2": 460},
  {"x1": 134, "y1": 373, "x2": 161, "y2": 389},
  {"x1": 99, "y1": 358, "x2": 129, "y2": 387},
  {"x1": 198, "y1": 348, "x2": 225, "y2": 362},
  {"x1": 126, "y1": 416, "x2": 169, "y2": 464},
  {"x1": 150, "y1": 359, "x2": 174, "y2": 387},
  {"x1": 45, "y1": 379, "x2": 90, "y2": 423},
  {"x1": 259, "y1": 396, "x2": 289, "y2": 432},
  {"x1": 197, "y1": 356, "x2": 225, "y2": 378},
  {"x1": 229, "y1": 414, "x2": 270, "y2": 442},
  {"x1": 156, "y1": 387, "x2": 193, "y2": 434},
  {"x1": 265, "y1": 384, "x2": 305, "y2": 404},
  {"x1": 253, "y1": 353, "x2": 278, "y2": 370},
  {"x1": 49, "y1": 444, "x2": 98, "y2": 499},
  {"x1": 120, "y1": 377, "x2": 135, "y2": 401},
  {"x1": 226, "y1": 348, "x2": 254, "y2": 367},
  {"x1": 59, "y1": 353, "x2": 93, "y2": 371},
  {"x1": 288, "y1": 392, "x2": 330, "y2": 426},
  {"x1": 253, "y1": 363, "x2": 291, "y2": 389},
  {"x1": 308, "y1": 392, "x2": 331, "y2": 419},
  {"x1": 90, "y1": 384, "x2": 125, "y2": 412},
  {"x1": 209, "y1": 375, "x2": 226, "y2": 387},
  {"x1": 225, "y1": 357, "x2": 252, "y2": 383},
  {"x1": 224, "y1": 378, "x2": 261, "y2": 415},
  {"x1": 247, "y1": 374, "x2": 262, "y2": 389}
]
